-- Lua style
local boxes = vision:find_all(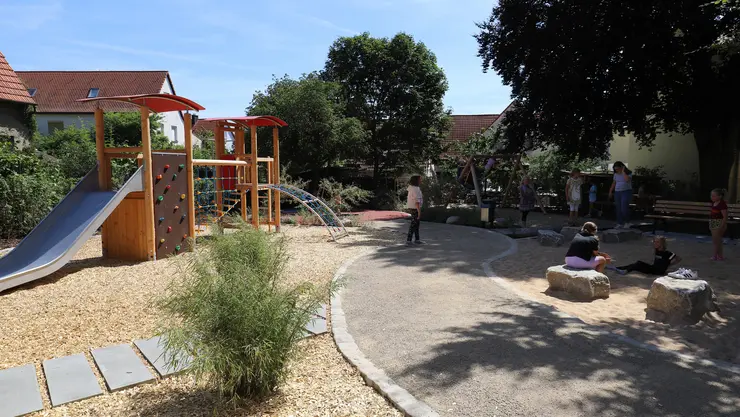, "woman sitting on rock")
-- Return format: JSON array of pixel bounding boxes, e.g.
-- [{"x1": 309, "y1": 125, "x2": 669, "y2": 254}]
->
[{"x1": 564, "y1": 222, "x2": 612, "y2": 273}]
